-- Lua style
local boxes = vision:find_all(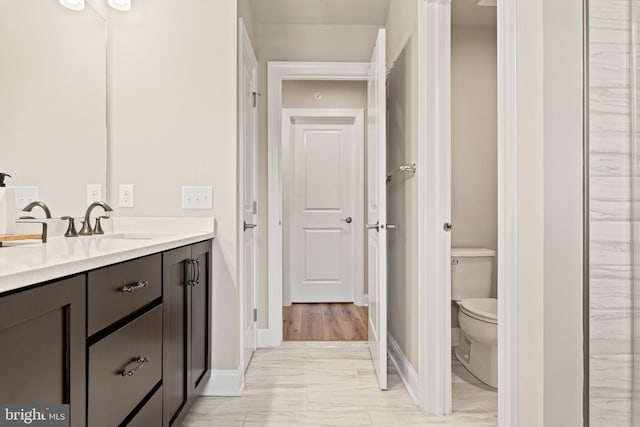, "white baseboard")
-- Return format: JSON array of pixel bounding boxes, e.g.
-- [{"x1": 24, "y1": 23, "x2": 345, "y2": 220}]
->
[
  {"x1": 355, "y1": 294, "x2": 369, "y2": 307},
  {"x1": 200, "y1": 369, "x2": 244, "y2": 396},
  {"x1": 388, "y1": 334, "x2": 419, "y2": 406},
  {"x1": 451, "y1": 327, "x2": 461, "y2": 347},
  {"x1": 257, "y1": 328, "x2": 281, "y2": 348}
]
